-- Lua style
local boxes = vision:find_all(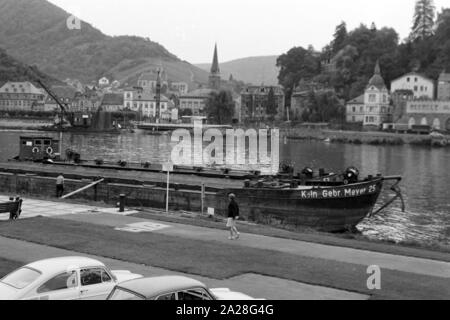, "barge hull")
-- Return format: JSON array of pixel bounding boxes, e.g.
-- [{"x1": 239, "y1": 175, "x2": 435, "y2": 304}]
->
[{"x1": 219, "y1": 180, "x2": 383, "y2": 232}]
